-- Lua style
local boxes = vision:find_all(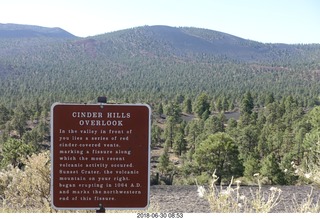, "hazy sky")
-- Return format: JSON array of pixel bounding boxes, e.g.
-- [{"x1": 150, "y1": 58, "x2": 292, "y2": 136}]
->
[{"x1": 1, "y1": 0, "x2": 319, "y2": 44}]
